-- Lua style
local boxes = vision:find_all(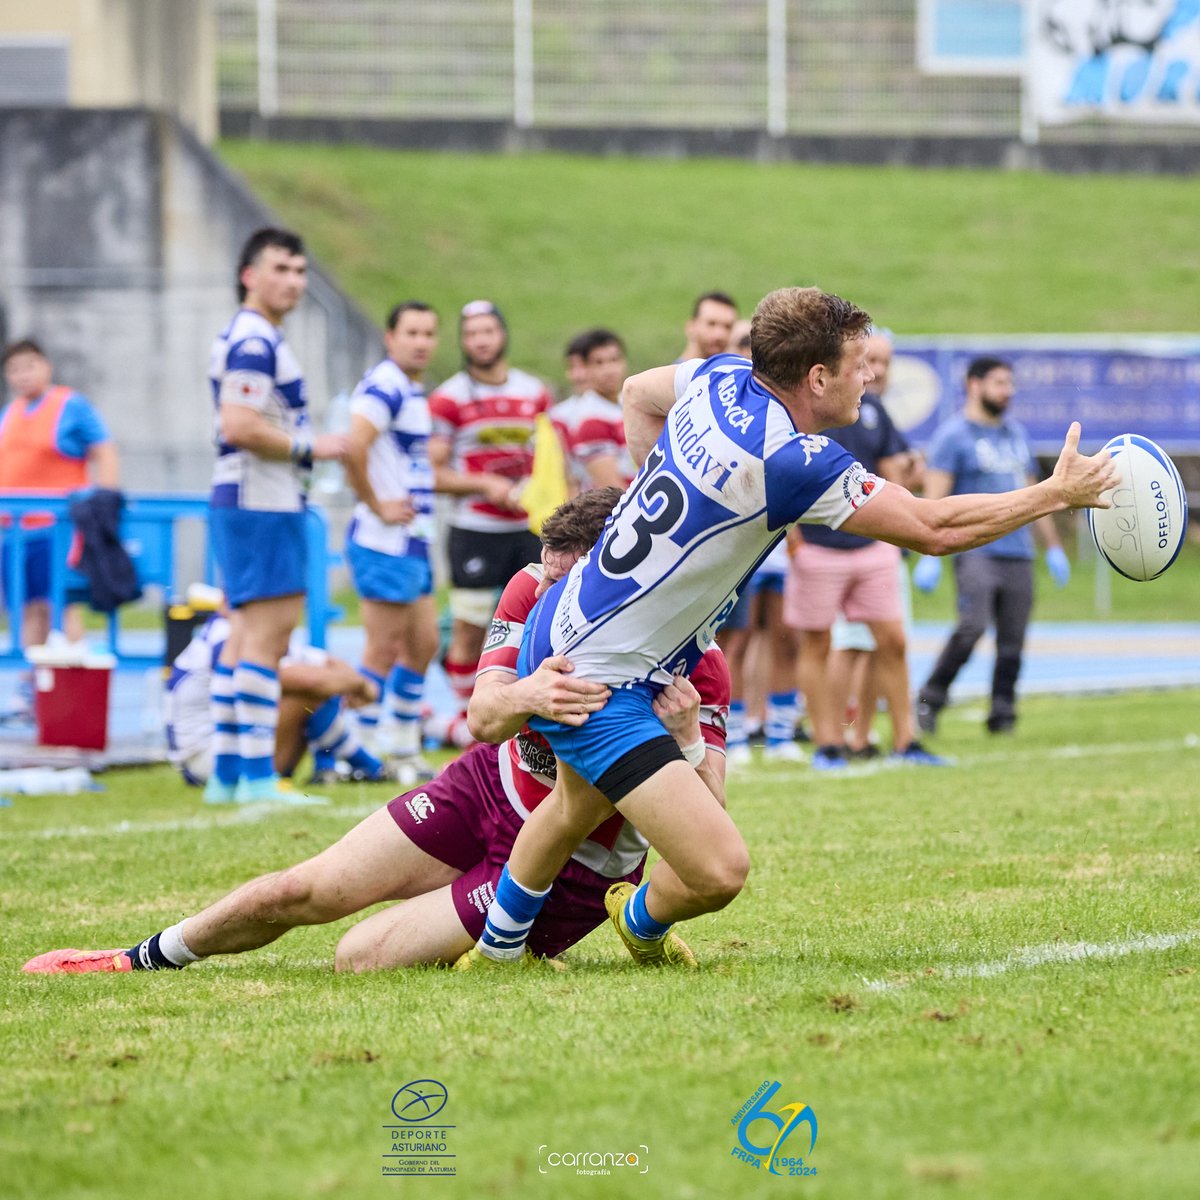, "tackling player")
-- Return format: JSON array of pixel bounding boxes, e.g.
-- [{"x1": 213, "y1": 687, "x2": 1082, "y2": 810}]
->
[
  {"x1": 462, "y1": 286, "x2": 1120, "y2": 969},
  {"x1": 22, "y1": 490, "x2": 729, "y2": 976}
]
